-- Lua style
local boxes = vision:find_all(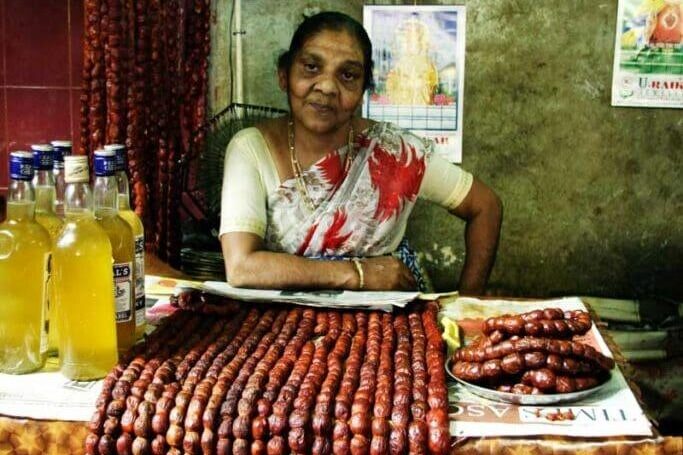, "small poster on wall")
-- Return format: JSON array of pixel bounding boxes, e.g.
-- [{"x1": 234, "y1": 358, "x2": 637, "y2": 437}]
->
[
  {"x1": 611, "y1": 0, "x2": 683, "y2": 108},
  {"x1": 363, "y1": 5, "x2": 467, "y2": 162}
]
